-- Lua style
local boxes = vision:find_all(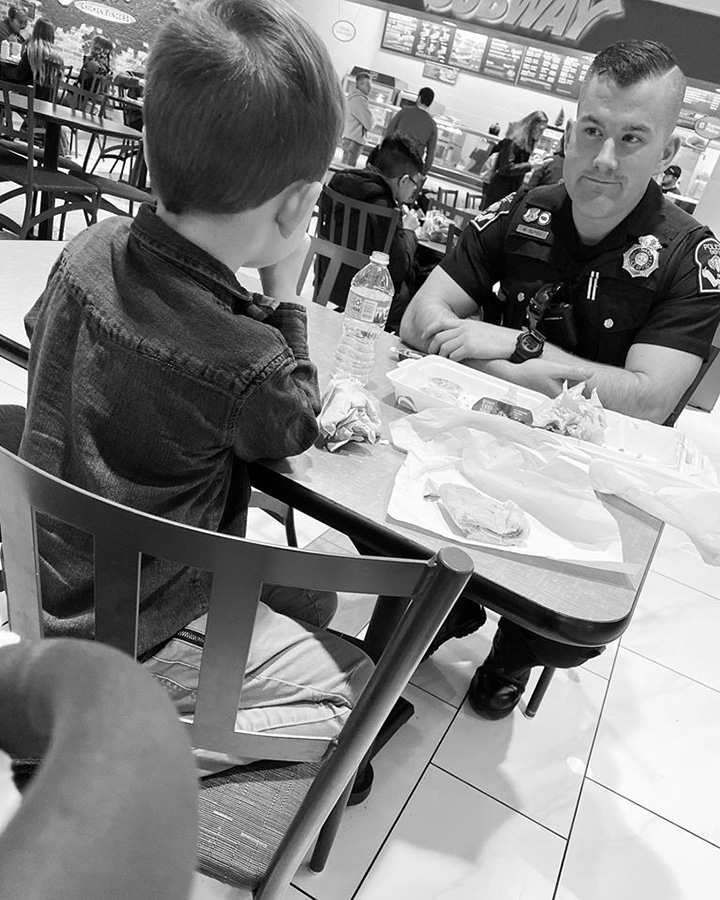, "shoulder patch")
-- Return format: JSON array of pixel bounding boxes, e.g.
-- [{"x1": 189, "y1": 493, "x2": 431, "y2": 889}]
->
[
  {"x1": 695, "y1": 238, "x2": 720, "y2": 293},
  {"x1": 470, "y1": 194, "x2": 514, "y2": 234}
]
